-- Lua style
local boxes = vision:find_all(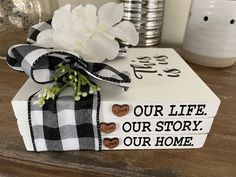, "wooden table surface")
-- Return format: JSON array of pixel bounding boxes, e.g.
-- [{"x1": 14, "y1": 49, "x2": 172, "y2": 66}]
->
[{"x1": 0, "y1": 56, "x2": 235, "y2": 177}]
